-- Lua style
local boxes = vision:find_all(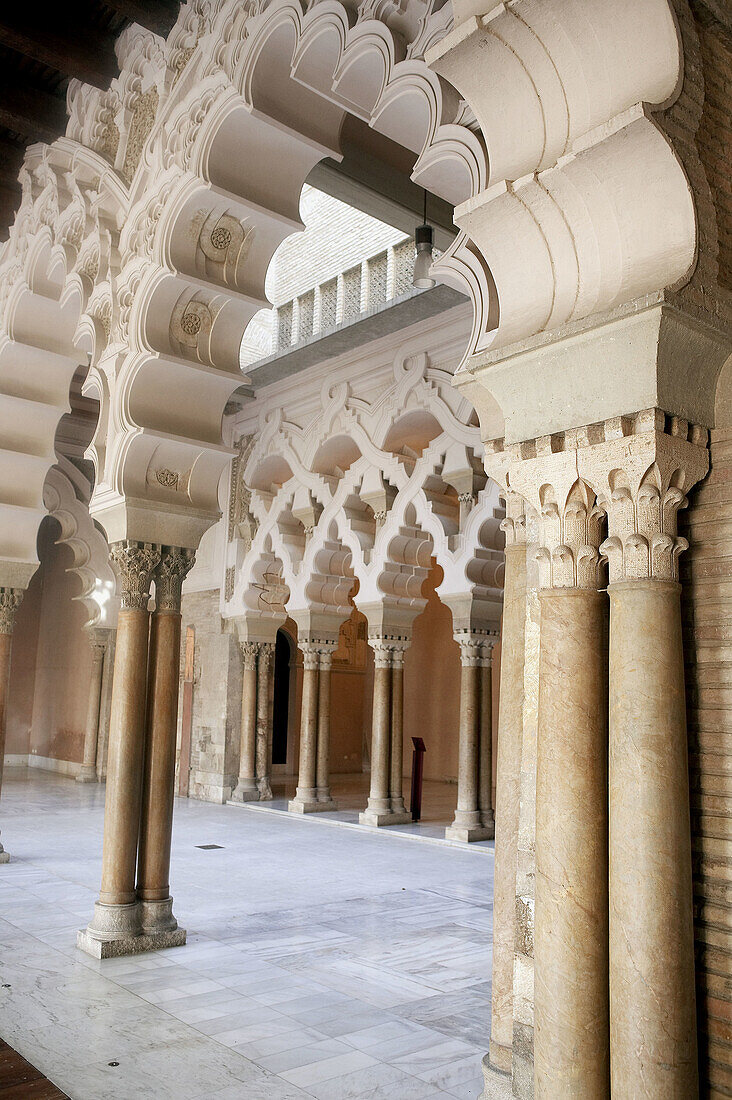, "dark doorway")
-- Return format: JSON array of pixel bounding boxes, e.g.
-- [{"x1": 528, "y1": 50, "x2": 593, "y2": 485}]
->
[{"x1": 272, "y1": 630, "x2": 291, "y2": 766}]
